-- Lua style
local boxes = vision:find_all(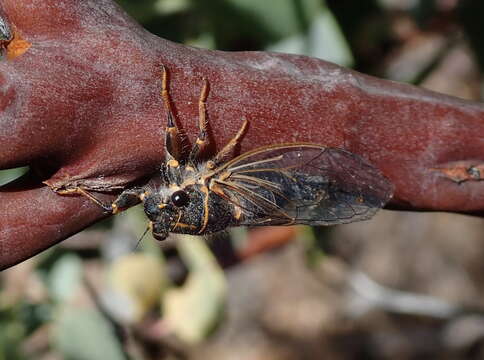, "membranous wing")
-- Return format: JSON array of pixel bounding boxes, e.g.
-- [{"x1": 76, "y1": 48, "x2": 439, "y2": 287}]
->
[{"x1": 210, "y1": 144, "x2": 393, "y2": 226}]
